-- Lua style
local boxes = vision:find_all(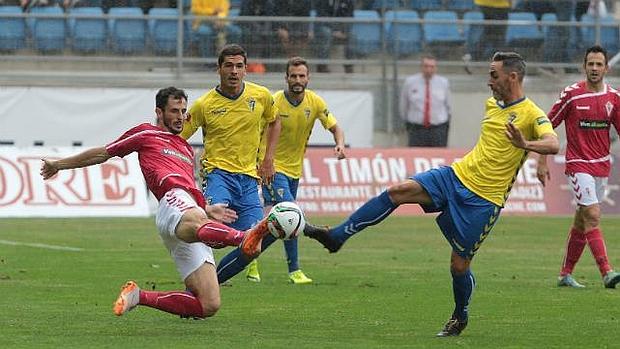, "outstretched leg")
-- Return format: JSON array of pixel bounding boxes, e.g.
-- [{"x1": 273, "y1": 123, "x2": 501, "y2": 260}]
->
[{"x1": 305, "y1": 180, "x2": 433, "y2": 252}]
